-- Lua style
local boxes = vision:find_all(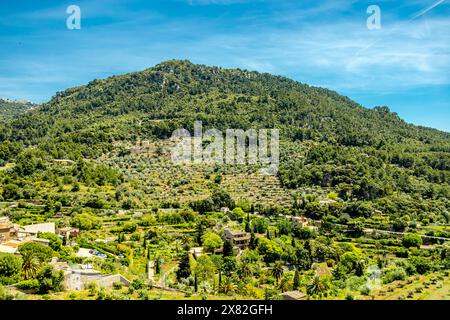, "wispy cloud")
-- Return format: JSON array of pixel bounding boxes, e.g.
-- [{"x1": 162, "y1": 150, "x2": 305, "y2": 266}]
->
[{"x1": 411, "y1": 0, "x2": 446, "y2": 19}]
